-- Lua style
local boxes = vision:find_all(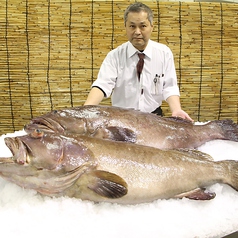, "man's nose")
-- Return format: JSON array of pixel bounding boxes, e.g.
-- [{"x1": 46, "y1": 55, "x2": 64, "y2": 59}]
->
[{"x1": 134, "y1": 27, "x2": 141, "y2": 34}]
